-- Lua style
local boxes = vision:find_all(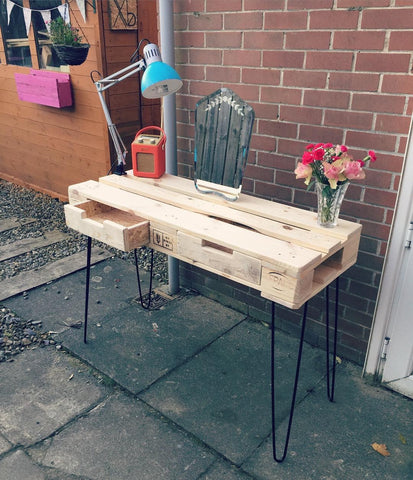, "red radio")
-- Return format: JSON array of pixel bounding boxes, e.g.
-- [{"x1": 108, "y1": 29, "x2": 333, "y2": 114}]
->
[{"x1": 131, "y1": 126, "x2": 166, "y2": 178}]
